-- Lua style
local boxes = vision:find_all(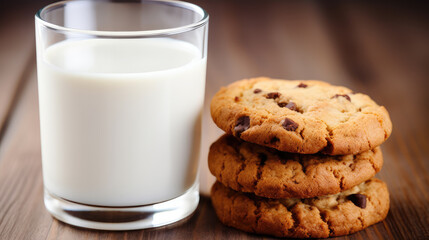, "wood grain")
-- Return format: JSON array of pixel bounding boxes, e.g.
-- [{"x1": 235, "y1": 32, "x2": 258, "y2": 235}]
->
[
  {"x1": 0, "y1": 4, "x2": 36, "y2": 149},
  {"x1": 0, "y1": 1, "x2": 428, "y2": 239}
]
